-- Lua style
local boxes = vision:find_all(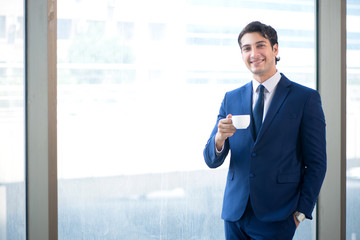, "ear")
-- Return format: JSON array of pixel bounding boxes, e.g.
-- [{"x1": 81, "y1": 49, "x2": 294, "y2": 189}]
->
[{"x1": 273, "y1": 43, "x2": 279, "y2": 56}]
